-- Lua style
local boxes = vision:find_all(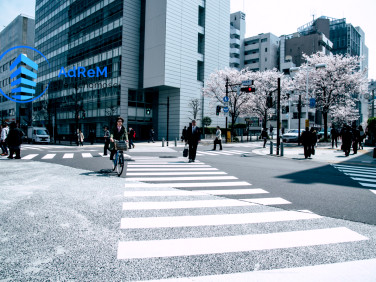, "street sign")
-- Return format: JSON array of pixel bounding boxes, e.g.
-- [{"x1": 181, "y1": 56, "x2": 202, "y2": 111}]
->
[
  {"x1": 309, "y1": 98, "x2": 316, "y2": 108},
  {"x1": 242, "y1": 80, "x2": 252, "y2": 86},
  {"x1": 223, "y1": 96, "x2": 229, "y2": 102},
  {"x1": 223, "y1": 106, "x2": 229, "y2": 113},
  {"x1": 224, "y1": 111, "x2": 229, "y2": 116}
]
